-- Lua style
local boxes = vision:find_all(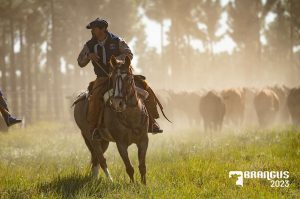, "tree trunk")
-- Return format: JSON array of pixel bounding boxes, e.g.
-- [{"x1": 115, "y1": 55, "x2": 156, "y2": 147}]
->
[
  {"x1": 31, "y1": 43, "x2": 41, "y2": 121},
  {"x1": 0, "y1": 25, "x2": 7, "y2": 93},
  {"x1": 25, "y1": 37, "x2": 33, "y2": 124},
  {"x1": 50, "y1": 0, "x2": 62, "y2": 120},
  {"x1": 45, "y1": 12, "x2": 53, "y2": 120},
  {"x1": 19, "y1": 19, "x2": 26, "y2": 120},
  {"x1": 9, "y1": 16, "x2": 17, "y2": 114},
  {"x1": 160, "y1": 20, "x2": 164, "y2": 58},
  {"x1": 290, "y1": 0, "x2": 294, "y2": 62}
]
